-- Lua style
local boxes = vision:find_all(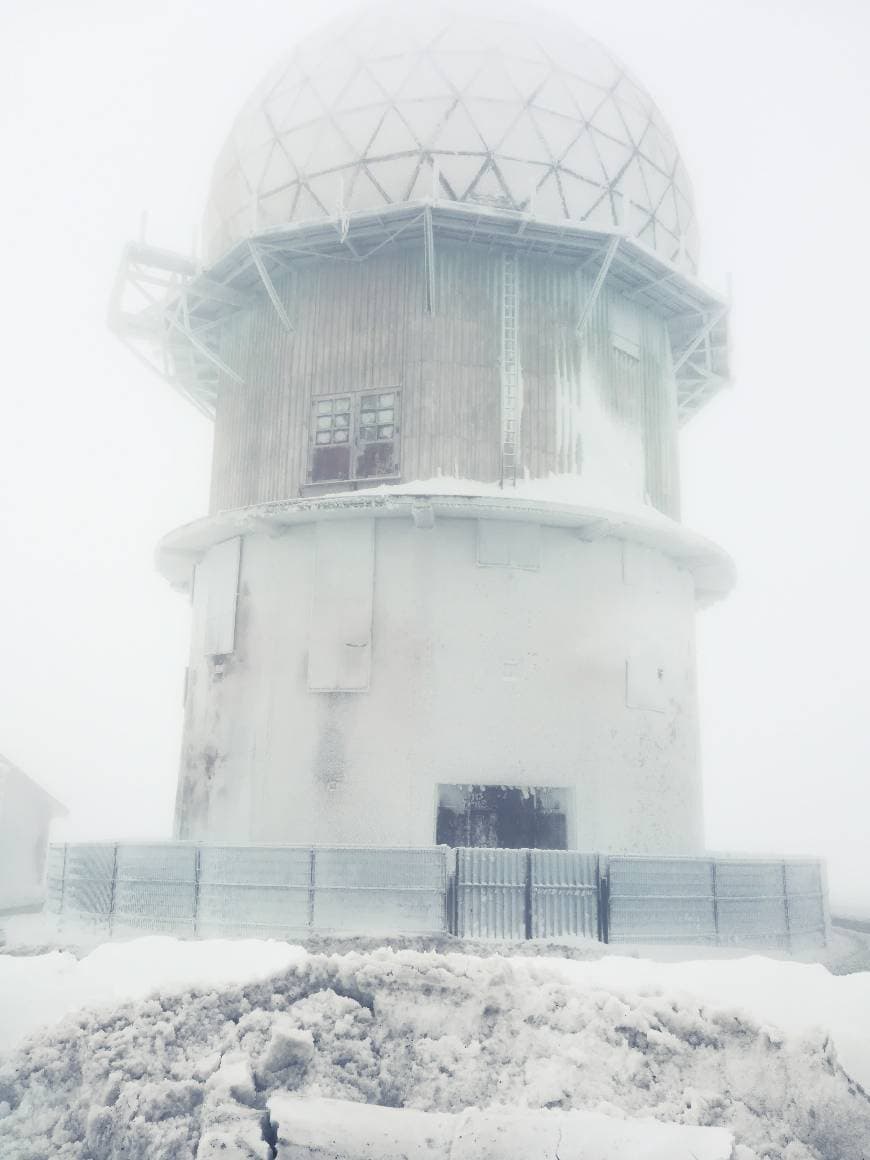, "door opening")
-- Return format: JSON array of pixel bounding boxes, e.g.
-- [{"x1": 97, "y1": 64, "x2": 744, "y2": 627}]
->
[{"x1": 435, "y1": 784, "x2": 569, "y2": 849}]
